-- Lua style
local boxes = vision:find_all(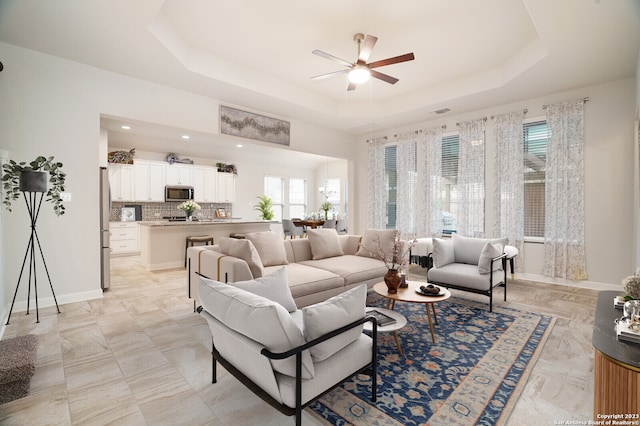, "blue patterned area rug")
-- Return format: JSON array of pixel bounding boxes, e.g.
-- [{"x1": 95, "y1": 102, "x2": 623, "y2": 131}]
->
[{"x1": 307, "y1": 293, "x2": 555, "y2": 426}]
